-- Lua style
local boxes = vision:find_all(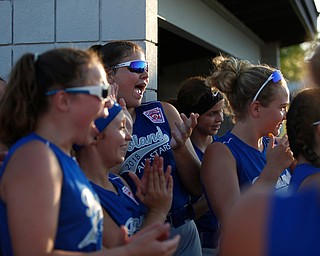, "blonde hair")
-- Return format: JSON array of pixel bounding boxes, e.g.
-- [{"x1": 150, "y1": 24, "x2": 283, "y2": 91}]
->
[{"x1": 206, "y1": 55, "x2": 281, "y2": 123}]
